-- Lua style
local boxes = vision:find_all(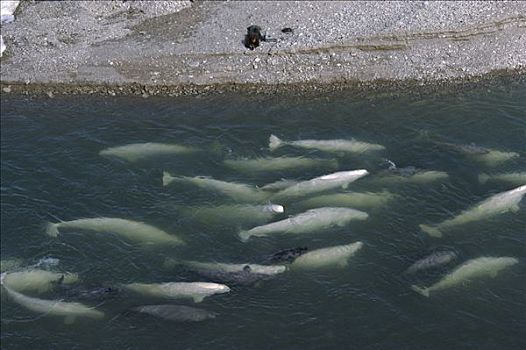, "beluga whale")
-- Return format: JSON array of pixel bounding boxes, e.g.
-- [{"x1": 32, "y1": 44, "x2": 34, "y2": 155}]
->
[
  {"x1": 411, "y1": 256, "x2": 518, "y2": 297},
  {"x1": 269, "y1": 135, "x2": 385, "y2": 154},
  {"x1": 295, "y1": 190, "x2": 395, "y2": 210},
  {"x1": 123, "y1": 281, "x2": 230, "y2": 303},
  {"x1": 239, "y1": 207, "x2": 368, "y2": 242},
  {"x1": 178, "y1": 203, "x2": 284, "y2": 227},
  {"x1": 163, "y1": 172, "x2": 269, "y2": 202},
  {"x1": 270, "y1": 170, "x2": 369, "y2": 202},
  {"x1": 420, "y1": 185, "x2": 526, "y2": 237},
  {"x1": 1, "y1": 273, "x2": 104, "y2": 323},
  {"x1": 433, "y1": 140, "x2": 519, "y2": 167},
  {"x1": 99, "y1": 142, "x2": 199, "y2": 162},
  {"x1": 478, "y1": 172, "x2": 526, "y2": 186},
  {"x1": 46, "y1": 217, "x2": 184, "y2": 246},
  {"x1": 1, "y1": 269, "x2": 79, "y2": 293},
  {"x1": 131, "y1": 304, "x2": 217, "y2": 322},
  {"x1": 404, "y1": 251, "x2": 458, "y2": 275},
  {"x1": 291, "y1": 242, "x2": 363, "y2": 270},
  {"x1": 369, "y1": 160, "x2": 448, "y2": 184},
  {"x1": 177, "y1": 261, "x2": 286, "y2": 285}
]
